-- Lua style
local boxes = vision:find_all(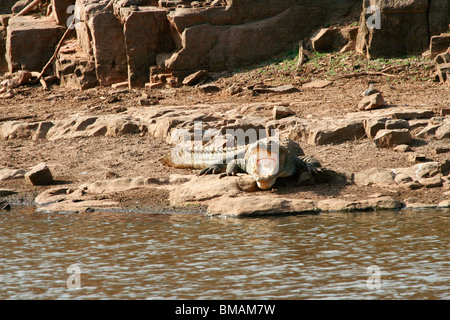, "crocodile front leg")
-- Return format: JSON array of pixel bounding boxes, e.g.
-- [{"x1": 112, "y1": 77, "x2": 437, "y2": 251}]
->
[
  {"x1": 197, "y1": 163, "x2": 227, "y2": 176},
  {"x1": 218, "y1": 159, "x2": 242, "y2": 178}
]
